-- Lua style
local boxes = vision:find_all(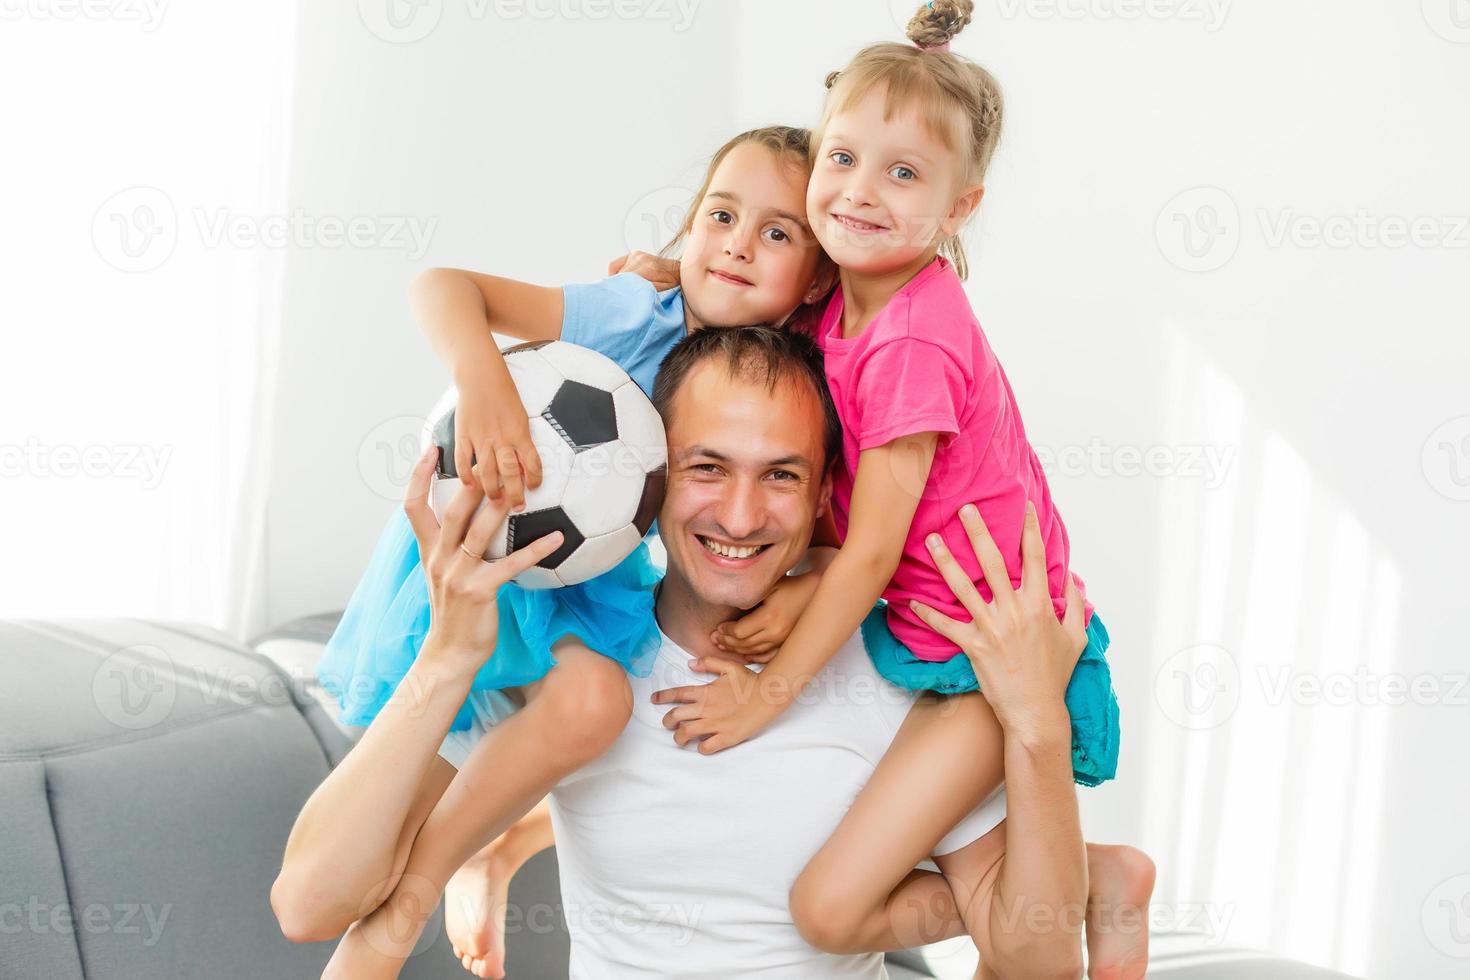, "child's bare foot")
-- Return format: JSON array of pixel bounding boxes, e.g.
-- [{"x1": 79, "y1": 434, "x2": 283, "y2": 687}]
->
[
  {"x1": 1084, "y1": 844, "x2": 1156, "y2": 980},
  {"x1": 444, "y1": 845, "x2": 524, "y2": 978}
]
